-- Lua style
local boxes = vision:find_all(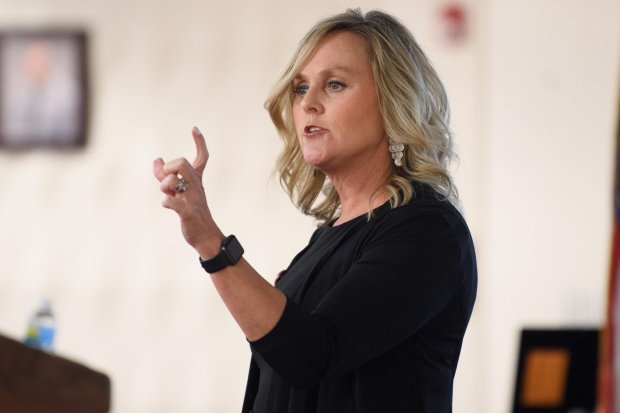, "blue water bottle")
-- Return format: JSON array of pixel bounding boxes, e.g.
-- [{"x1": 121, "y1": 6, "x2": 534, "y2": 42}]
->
[{"x1": 24, "y1": 299, "x2": 56, "y2": 353}]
